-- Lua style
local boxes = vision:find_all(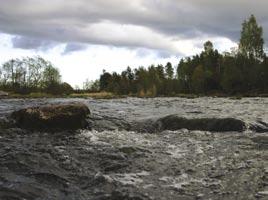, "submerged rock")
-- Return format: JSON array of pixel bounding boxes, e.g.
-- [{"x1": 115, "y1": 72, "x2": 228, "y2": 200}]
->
[
  {"x1": 153, "y1": 115, "x2": 246, "y2": 132},
  {"x1": 11, "y1": 103, "x2": 90, "y2": 130},
  {"x1": 0, "y1": 97, "x2": 267, "y2": 200}
]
